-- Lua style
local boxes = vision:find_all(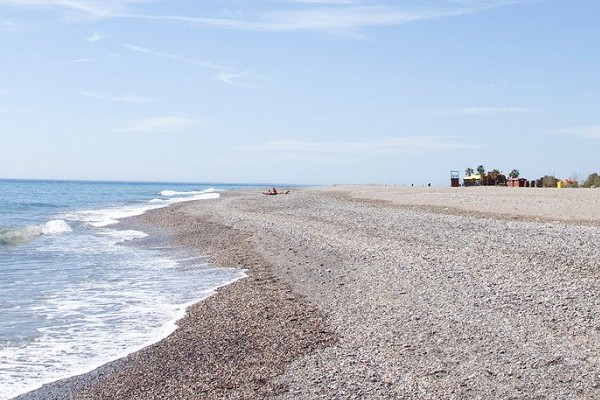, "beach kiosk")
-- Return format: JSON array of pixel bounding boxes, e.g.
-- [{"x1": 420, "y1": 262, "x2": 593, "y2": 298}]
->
[
  {"x1": 450, "y1": 171, "x2": 460, "y2": 187},
  {"x1": 508, "y1": 178, "x2": 527, "y2": 188},
  {"x1": 463, "y1": 174, "x2": 482, "y2": 187}
]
